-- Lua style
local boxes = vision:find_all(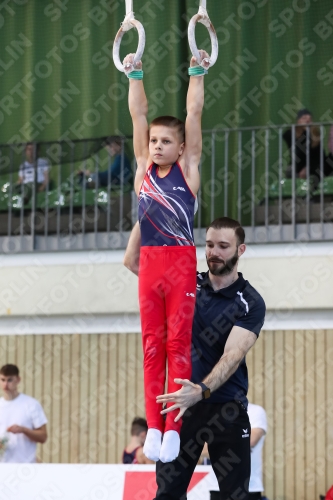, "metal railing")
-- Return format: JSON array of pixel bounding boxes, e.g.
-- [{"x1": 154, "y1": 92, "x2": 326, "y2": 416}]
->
[
  {"x1": 0, "y1": 123, "x2": 332, "y2": 253},
  {"x1": 195, "y1": 121, "x2": 333, "y2": 245},
  {"x1": 0, "y1": 137, "x2": 135, "y2": 252}
]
